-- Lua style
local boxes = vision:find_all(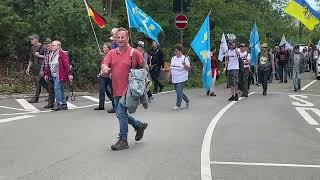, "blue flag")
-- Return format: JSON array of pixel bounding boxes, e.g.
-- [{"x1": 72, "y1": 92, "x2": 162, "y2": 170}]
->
[
  {"x1": 249, "y1": 23, "x2": 260, "y2": 66},
  {"x1": 125, "y1": 0, "x2": 163, "y2": 44},
  {"x1": 191, "y1": 15, "x2": 212, "y2": 91}
]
